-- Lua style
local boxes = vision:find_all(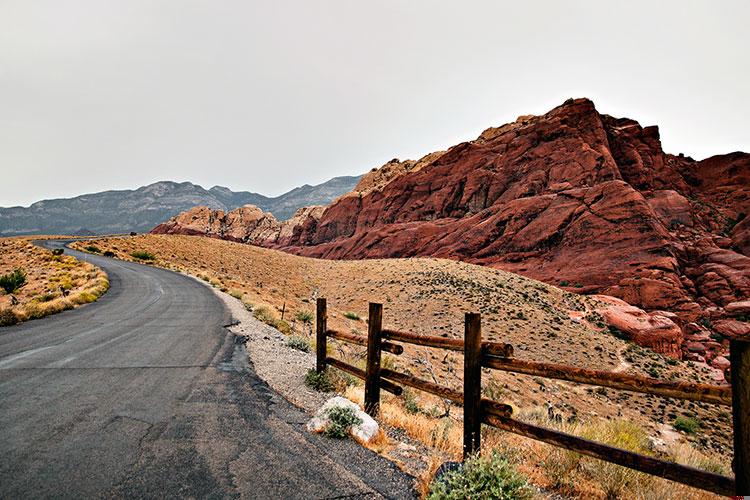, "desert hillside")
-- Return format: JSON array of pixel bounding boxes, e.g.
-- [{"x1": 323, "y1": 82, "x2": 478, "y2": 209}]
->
[
  {"x1": 73, "y1": 235, "x2": 733, "y2": 467},
  {"x1": 152, "y1": 98, "x2": 750, "y2": 367},
  {"x1": 0, "y1": 238, "x2": 109, "y2": 325}
]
